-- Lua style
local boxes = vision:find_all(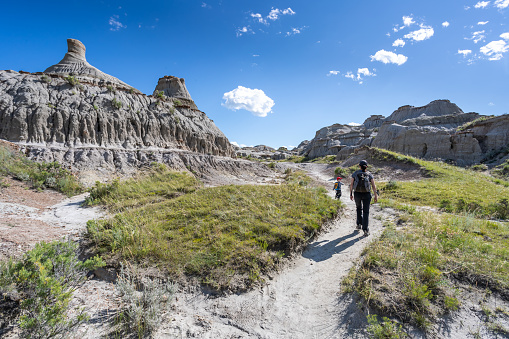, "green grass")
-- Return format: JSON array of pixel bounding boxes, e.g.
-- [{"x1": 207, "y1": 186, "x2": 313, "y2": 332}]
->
[
  {"x1": 85, "y1": 164, "x2": 200, "y2": 212},
  {"x1": 0, "y1": 145, "x2": 83, "y2": 196},
  {"x1": 86, "y1": 168, "x2": 342, "y2": 290},
  {"x1": 457, "y1": 116, "x2": 495, "y2": 132},
  {"x1": 374, "y1": 149, "x2": 509, "y2": 219},
  {"x1": 343, "y1": 208, "x2": 509, "y2": 329}
]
